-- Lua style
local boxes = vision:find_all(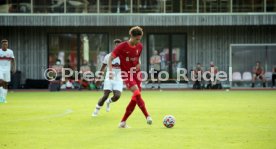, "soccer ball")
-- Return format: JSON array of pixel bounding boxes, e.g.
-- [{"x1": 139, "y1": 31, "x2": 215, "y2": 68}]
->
[{"x1": 163, "y1": 115, "x2": 175, "y2": 128}]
